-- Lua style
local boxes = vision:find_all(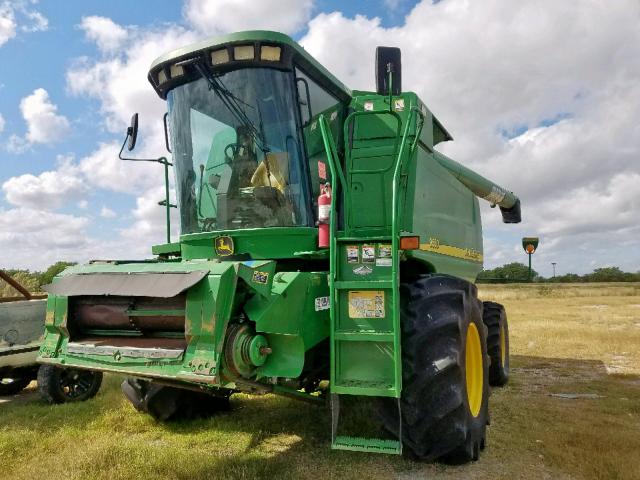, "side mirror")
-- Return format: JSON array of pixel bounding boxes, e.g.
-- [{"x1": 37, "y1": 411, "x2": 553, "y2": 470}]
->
[
  {"x1": 375, "y1": 46, "x2": 402, "y2": 96},
  {"x1": 127, "y1": 113, "x2": 139, "y2": 151}
]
